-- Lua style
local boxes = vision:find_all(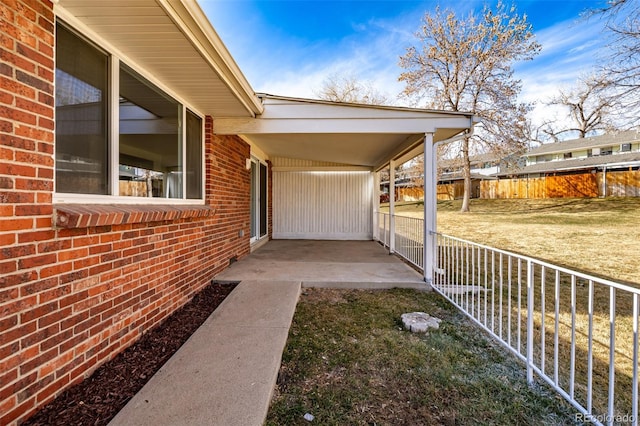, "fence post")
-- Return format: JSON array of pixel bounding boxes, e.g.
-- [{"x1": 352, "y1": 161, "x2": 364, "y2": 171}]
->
[{"x1": 527, "y1": 259, "x2": 534, "y2": 384}]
